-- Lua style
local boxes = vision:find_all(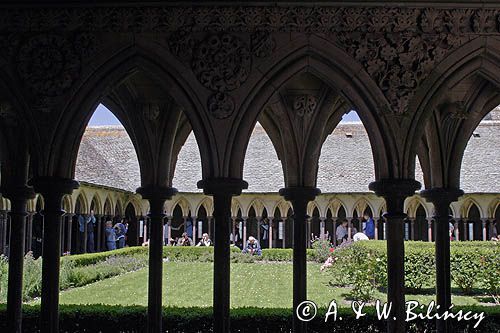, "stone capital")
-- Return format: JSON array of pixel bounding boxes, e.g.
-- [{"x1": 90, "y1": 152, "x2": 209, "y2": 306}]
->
[
  {"x1": 136, "y1": 185, "x2": 177, "y2": 200},
  {"x1": 0, "y1": 184, "x2": 35, "y2": 201},
  {"x1": 29, "y1": 177, "x2": 79, "y2": 197},
  {"x1": 420, "y1": 188, "x2": 464, "y2": 206},
  {"x1": 197, "y1": 178, "x2": 248, "y2": 196},
  {"x1": 369, "y1": 179, "x2": 420, "y2": 199},
  {"x1": 279, "y1": 187, "x2": 320, "y2": 203}
]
